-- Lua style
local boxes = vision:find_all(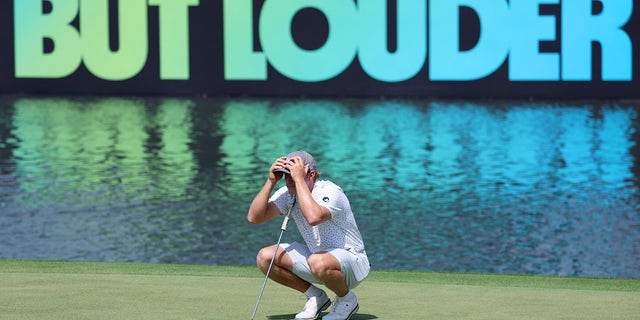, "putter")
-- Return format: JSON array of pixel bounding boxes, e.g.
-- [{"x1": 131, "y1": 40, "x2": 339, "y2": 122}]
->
[{"x1": 251, "y1": 195, "x2": 297, "y2": 320}]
